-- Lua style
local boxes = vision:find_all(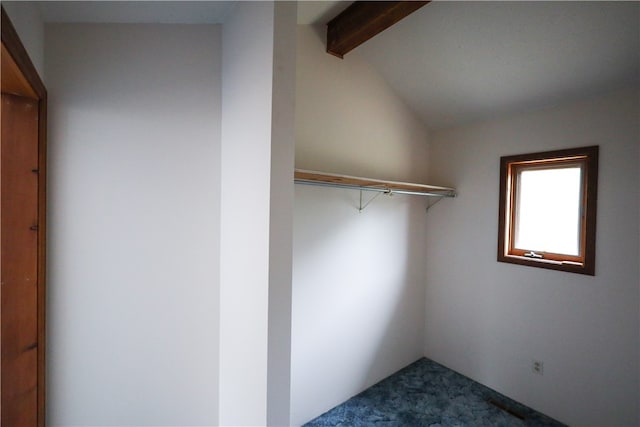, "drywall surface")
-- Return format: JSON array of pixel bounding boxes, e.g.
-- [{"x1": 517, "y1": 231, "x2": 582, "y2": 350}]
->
[
  {"x1": 45, "y1": 24, "x2": 221, "y2": 426},
  {"x1": 291, "y1": 25, "x2": 430, "y2": 426},
  {"x1": 219, "y1": 4, "x2": 272, "y2": 423},
  {"x1": 266, "y1": 2, "x2": 297, "y2": 426},
  {"x1": 295, "y1": 25, "x2": 429, "y2": 184},
  {"x1": 3, "y1": 1, "x2": 45, "y2": 78},
  {"x1": 219, "y1": 3, "x2": 297, "y2": 426},
  {"x1": 425, "y1": 87, "x2": 640, "y2": 426}
]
